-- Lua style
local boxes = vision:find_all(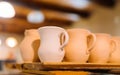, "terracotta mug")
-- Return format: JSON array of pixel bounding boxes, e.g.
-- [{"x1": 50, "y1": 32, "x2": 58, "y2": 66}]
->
[
  {"x1": 19, "y1": 29, "x2": 40, "y2": 63},
  {"x1": 64, "y1": 28, "x2": 96, "y2": 63},
  {"x1": 38, "y1": 26, "x2": 69, "y2": 62},
  {"x1": 88, "y1": 33, "x2": 116, "y2": 63},
  {"x1": 109, "y1": 36, "x2": 120, "y2": 63}
]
